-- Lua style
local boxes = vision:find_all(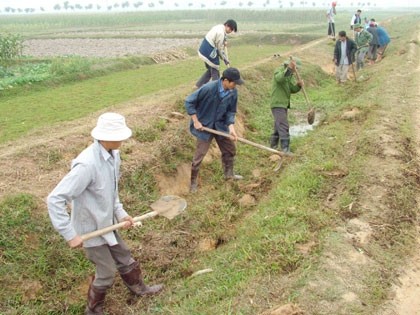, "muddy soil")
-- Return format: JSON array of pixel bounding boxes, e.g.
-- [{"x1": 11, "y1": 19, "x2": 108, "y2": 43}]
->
[{"x1": 23, "y1": 37, "x2": 201, "y2": 57}]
